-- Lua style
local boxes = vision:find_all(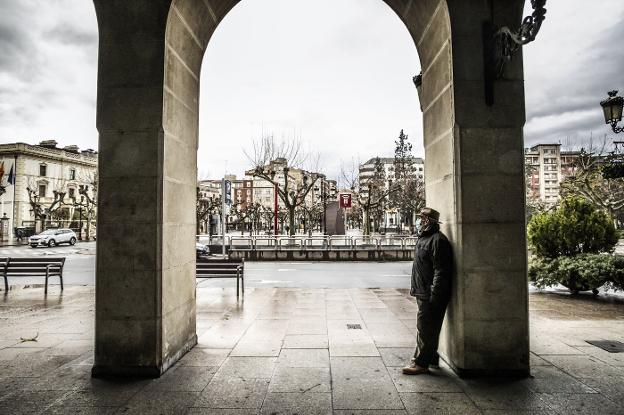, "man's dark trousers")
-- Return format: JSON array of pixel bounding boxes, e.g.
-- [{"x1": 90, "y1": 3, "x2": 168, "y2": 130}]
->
[{"x1": 413, "y1": 298, "x2": 448, "y2": 367}]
